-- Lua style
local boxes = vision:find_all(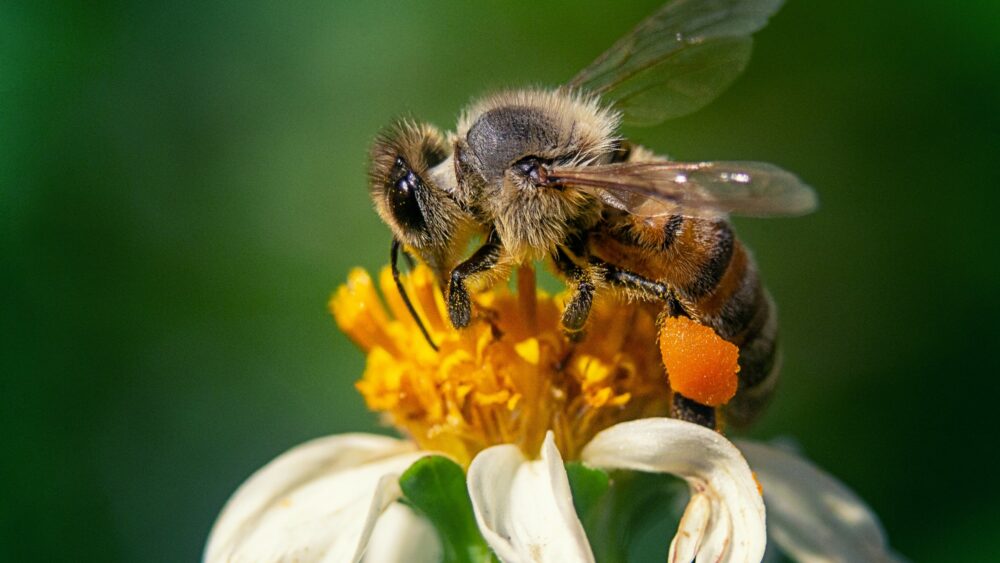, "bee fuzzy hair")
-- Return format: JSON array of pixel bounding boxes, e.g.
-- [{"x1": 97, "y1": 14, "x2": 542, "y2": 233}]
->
[{"x1": 457, "y1": 88, "x2": 622, "y2": 167}]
